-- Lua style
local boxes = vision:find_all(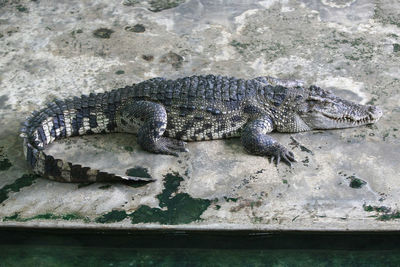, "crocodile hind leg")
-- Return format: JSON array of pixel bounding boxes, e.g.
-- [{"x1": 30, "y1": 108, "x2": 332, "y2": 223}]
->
[
  {"x1": 241, "y1": 117, "x2": 296, "y2": 166},
  {"x1": 118, "y1": 100, "x2": 187, "y2": 156}
]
